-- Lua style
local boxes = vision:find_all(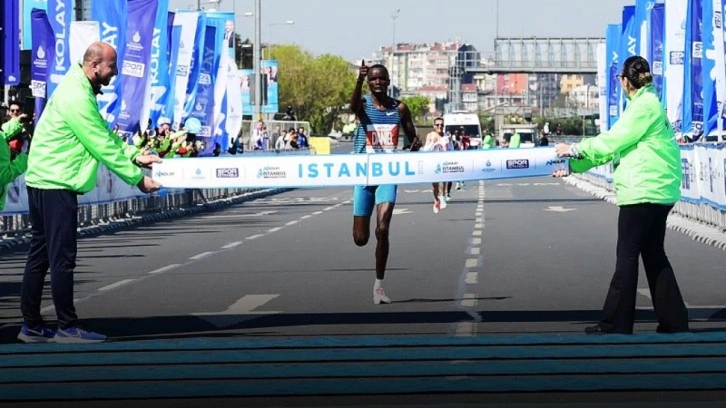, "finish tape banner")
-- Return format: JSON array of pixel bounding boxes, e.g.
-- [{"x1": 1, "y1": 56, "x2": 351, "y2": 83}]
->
[{"x1": 151, "y1": 149, "x2": 568, "y2": 189}]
